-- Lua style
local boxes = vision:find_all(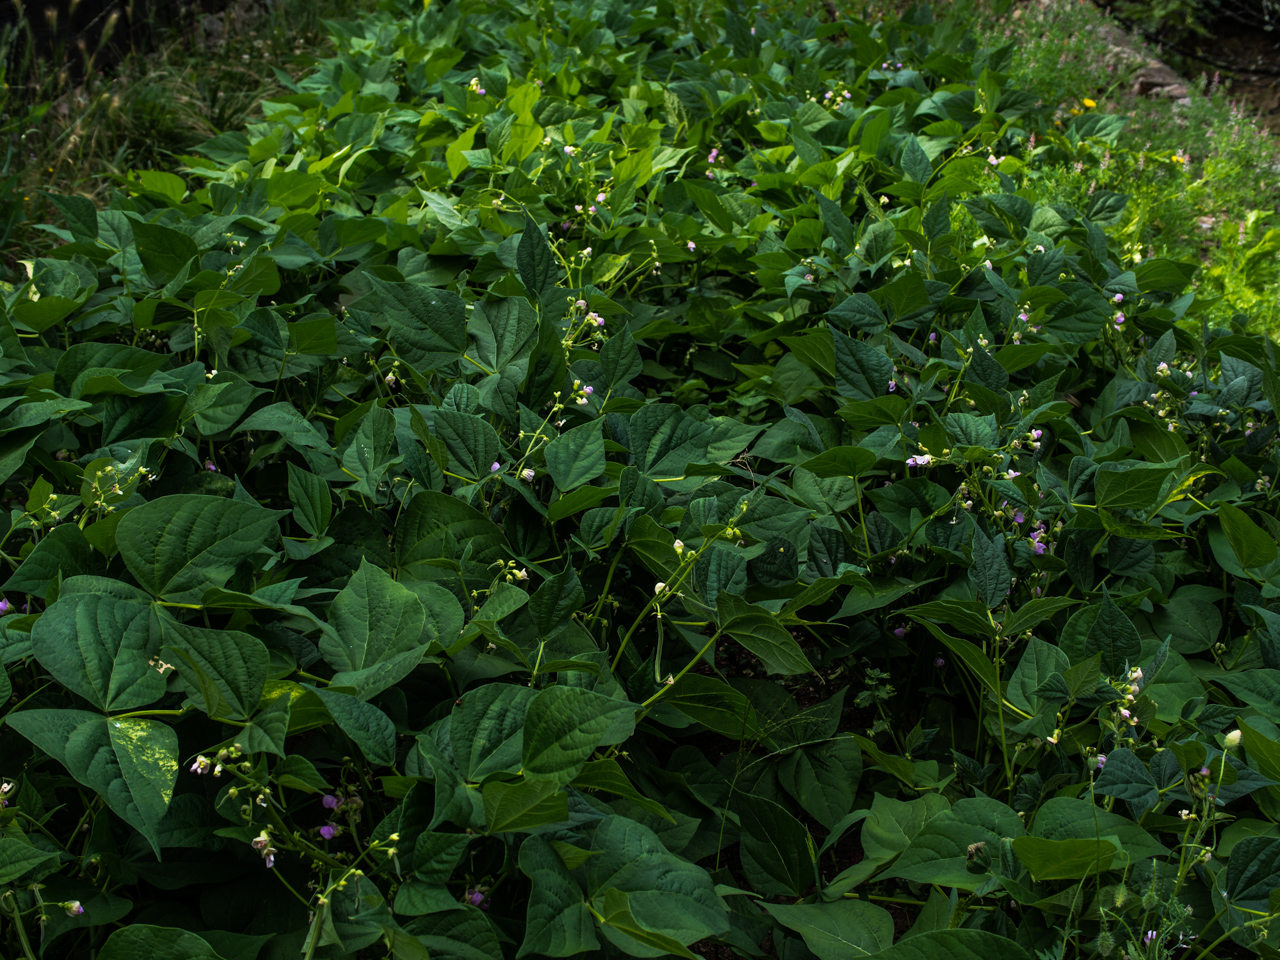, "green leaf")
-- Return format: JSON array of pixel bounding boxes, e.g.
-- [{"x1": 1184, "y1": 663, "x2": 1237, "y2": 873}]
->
[
  {"x1": 797, "y1": 446, "x2": 878, "y2": 479},
  {"x1": 529, "y1": 565, "x2": 586, "y2": 638},
  {"x1": 968, "y1": 524, "x2": 1011, "y2": 609},
  {"x1": 161, "y1": 620, "x2": 268, "y2": 722},
  {"x1": 32, "y1": 593, "x2": 165, "y2": 712},
  {"x1": 287, "y1": 463, "x2": 332, "y2": 537},
  {"x1": 544, "y1": 420, "x2": 606, "y2": 491},
  {"x1": 132, "y1": 221, "x2": 198, "y2": 287},
  {"x1": 0, "y1": 837, "x2": 60, "y2": 883},
  {"x1": 664, "y1": 673, "x2": 764, "y2": 739},
  {"x1": 320, "y1": 559, "x2": 426, "y2": 673},
  {"x1": 404, "y1": 910, "x2": 504, "y2": 960},
  {"x1": 1031, "y1": 797, "x2": 1168, "y2": 862},
  {"x1": 4, "y1": 522, "x2": 96, "y2": 595},
  {"x1": 598, "y1": 887, "x2": 697, "y2": 959},
  {"x1": 273, "y1": 754, "x2": 331, "y2": 794},
  {"x1": 1093, "y1": 747, "x2": 1159, "y2": 812},
  {"x1": 308, "y1": 686, "x2": 396, "y2": 766},
  {"x1": 1010, "y1": 836, "x2": 1115, "y2": 881},
  {"x1": 832, "y1": 330, "x2": 893, "y2": 400},
  {"x1": 1219, "y1": 503, "x2": 1279, "y2": 571},
  {"x1": 97, "y1": 926, "x2": 224, "y2": 960},
  {"x1": 763, "y1": 899, "x2": 894, "y2": 959},
  {"x1": 1001, "y1": 597, "x2": 1081, "y2": 636},
  {"x1": 431, "y1": 409, "x2": 502, "y2": 481},
  {"x1": 517, "y1": 836, "x2": 599, "y2": 958},
  {"x1": 601, "y1": 331, "x2": 643, "y2": 387},
  {"x1": 778, "y1": 735, "x2": 862, "y2": 831},
  {"x1": 737, "y1": 794, "x2": 814, "y2": 897},
  {"x1": 482, "y1": 778, "x2": 567, "y2": 833},
  {"x1": 572, "y1": 759, "x2": 675, "y2": 823},
  {"x1": 1095, "y1": 460, "x2": 1178, "y2": 512},
  {"x1": 370, "y1": 277, "x2": 468, "y2": 373},
  {"x1": 885, "y1": 796, "x2": 1024, "y2": 890},
  {"x1": 116, "y1": 496, "x2": 285, "y2": 603},
  {"x1": 450, "y1": 683, "x2": 538, "y2": 780},
  {"x1": 521, "y1": 686, "x2": 635, "y2": 785},
  {"x1": 518, "y1": 213, "x2": 556, "y2": 299},
  {"x1": 717, "y1": 593, "x2": 813, "y2": 675},
  {"x1": 1073, "y1": 585, "x2": 1141, "y2": 676},
  {"x1": 48, "y1": 715, "x2": 179, "y2": 858},
  {"x1": 864, "y1": 930, "x2": 1030, "y2": 960}
]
